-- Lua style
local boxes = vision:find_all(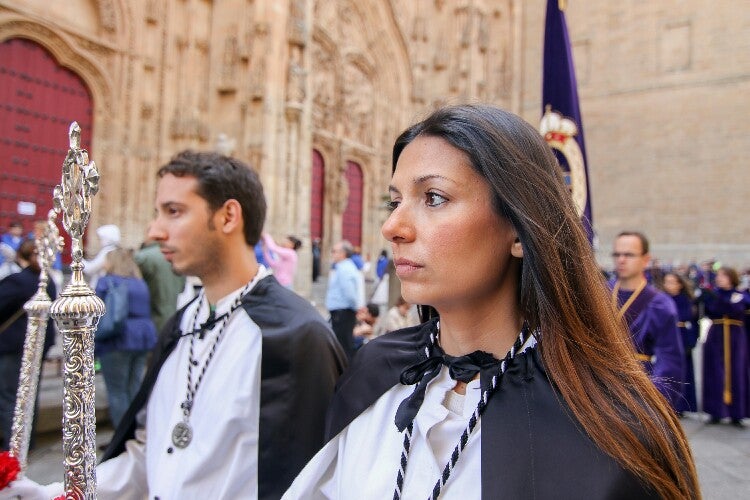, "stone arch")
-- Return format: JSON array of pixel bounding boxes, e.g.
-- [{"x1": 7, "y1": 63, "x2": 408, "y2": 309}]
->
[
  {"x1": 311, "y1": 133, "x2": 342, "y2": 254},
  {"x1": 311, "y1": 28, "x2": 340, "y2": 132},
  {"x1": 341, "y1": 160, "x2": 364, "y2": 248},
  {"x1": 0, "y1": 16, "x2": 113, "y2": 135},
  {"x1": 311, "y1": 148, "x2": 326, "y2": 241},
  {"x1": 343, "y1": 145, "x2": 381, "y2": 252},
  {"x1": 312, "y1": 0, "x2": 413, "y2": 258}
]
